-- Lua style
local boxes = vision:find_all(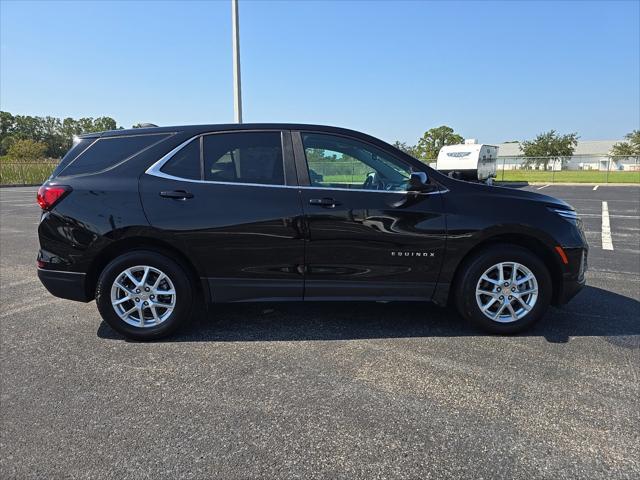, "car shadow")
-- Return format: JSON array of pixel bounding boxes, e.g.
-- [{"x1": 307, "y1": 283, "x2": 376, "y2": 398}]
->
[{"x1": 97, "y1": 286, "x2": 639, "y2": 347}]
